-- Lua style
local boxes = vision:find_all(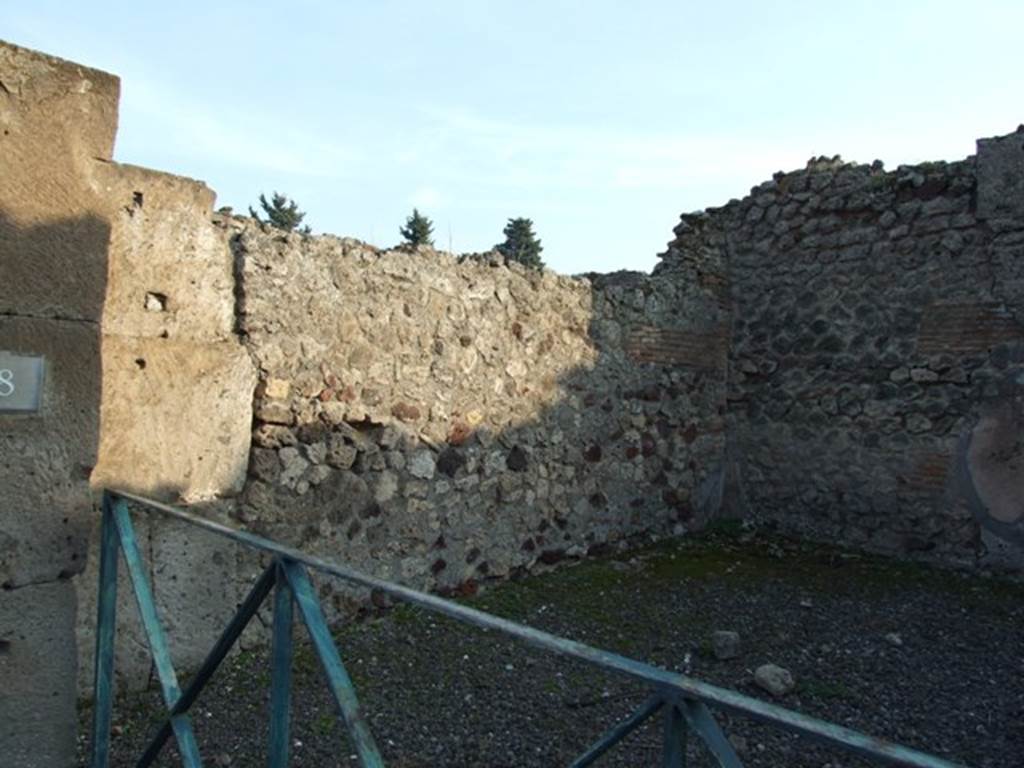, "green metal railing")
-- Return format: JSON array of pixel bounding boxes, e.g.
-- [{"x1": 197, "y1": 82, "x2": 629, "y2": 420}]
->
[{"x1": 89, "y1": 489, "x2": 968, "y2": 768}]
